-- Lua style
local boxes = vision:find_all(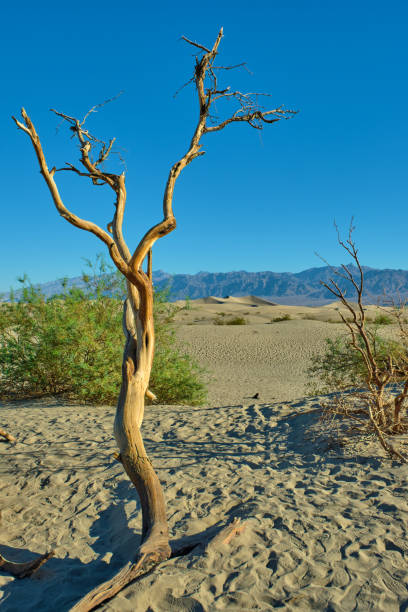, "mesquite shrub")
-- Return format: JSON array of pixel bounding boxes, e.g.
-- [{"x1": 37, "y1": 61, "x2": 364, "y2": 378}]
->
[
  {"x1": 305, "y1": 329, "x2": 408, "y2": 398},
  {"x1": 0, "y1": 255, "x2": 208, "y2": 406}
]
